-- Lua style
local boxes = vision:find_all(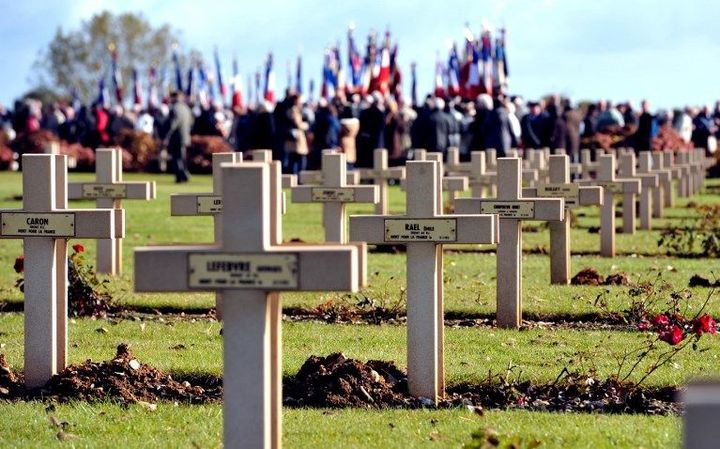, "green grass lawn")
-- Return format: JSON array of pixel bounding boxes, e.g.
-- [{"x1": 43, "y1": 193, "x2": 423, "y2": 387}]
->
[{"x1": 0, "y1": 171, "x2": 718, "y2": 448}]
